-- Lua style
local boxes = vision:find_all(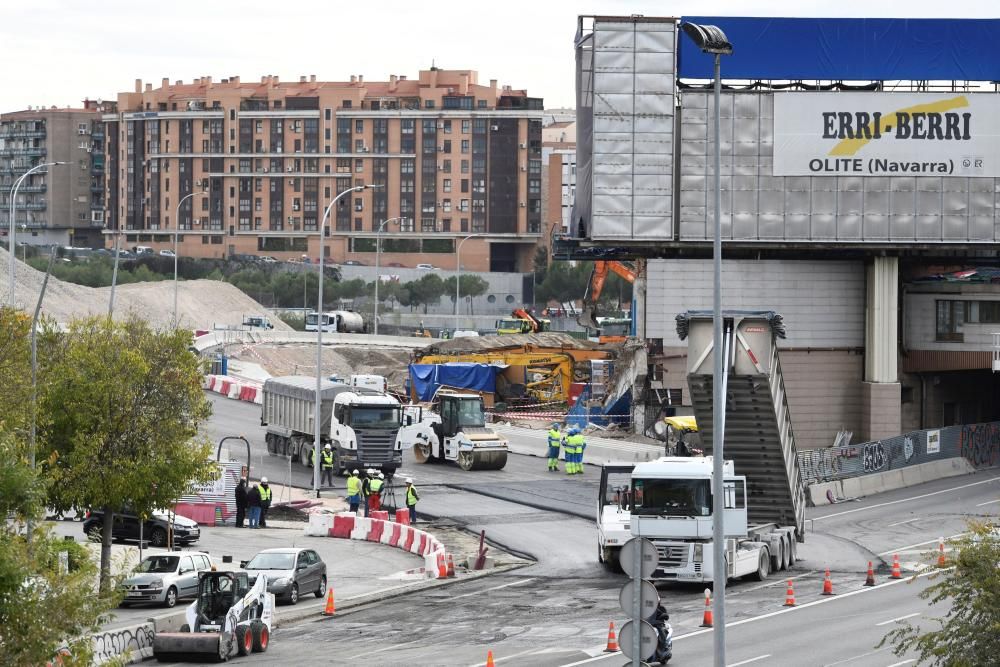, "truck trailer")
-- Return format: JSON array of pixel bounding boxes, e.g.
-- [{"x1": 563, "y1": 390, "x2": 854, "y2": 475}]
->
[{"x1": 261, "y1": 376, "x2": 403, "y2": 475}]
